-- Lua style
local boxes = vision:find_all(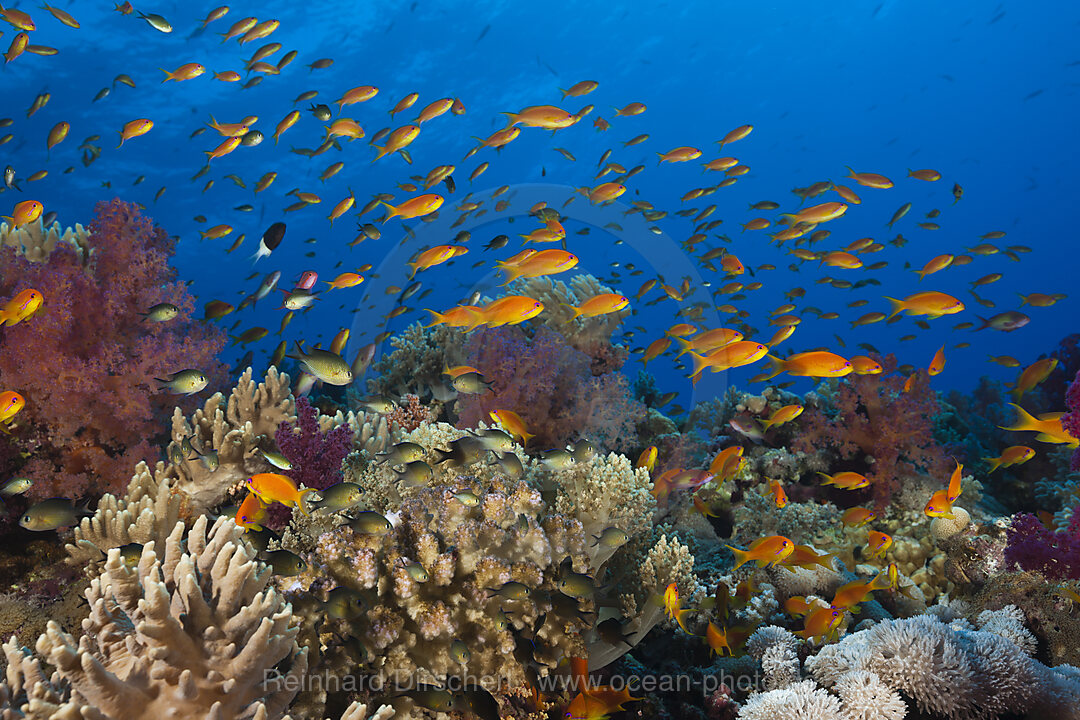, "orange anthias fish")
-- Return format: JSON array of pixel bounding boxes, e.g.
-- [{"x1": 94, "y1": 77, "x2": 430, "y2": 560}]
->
[
  {"x1": 984, "y1": 445, "x2": 1036, "y2": 472},
  {"x1": 161, "y1": 62, "x2": 206, "y2": 82},
  {"x1": 0, "y1": 391, "x2": 25, "y2": 426},
  {"x1": 497, "y1": 249, "x2": 578, "y2": 285},
  {"x1": 842, "y1": 507, "x2": 876, "y2": 527},
  {"x1": 0, "y1": 288, "x2": 43, "y2": 326},
  {"x1": 408, "y1": 244, "x2": 466, "y2": 279},
  {"x1": 564, "y1": 686, "x2": 643, "y2": 720},
  {"x1": 564, "y1": 293, "x2": 629, "y2": 320},
  {"x1": 767, "y1": 479, "x2": 788, "y2": 508},
  {"x1": 117, "y1": 118, "x2": 153, "y2": 147},
  {"x1": 234, "y1": 492, "x2": 269, "y2": 530},
  {"x1": 845, "y1": 166, "x2": 893, "y2": 189},
  {"x1": 726, "y1": 535, "x2": 794, "y2": 569},
  {"x1": 1009, "y1": 358, "x2": 1058, "y2": 400},
  {"x1": 1000, "y1": 404, "x2": 1079, "y2": 448},
  {"x1": 925, "y1": 460, "x2": 964, "y2": 518},
  {"x1": 796, "y1": 606, "x2": 845, "y2": 642},
  {"x1": 489, "y1": 409, "x2": 534, "y2": 445},
  {"x1": 324, "y1": 272, "x2": 364, "y2": 290},
  {"x1": 865, "y1": 531, "x2": 893, "y2": 560},
  {"x1": 381, "y1": 193, "x2": 443, "y2": 222},
  {"x1": 481, "y1": 295, "x2": 545, "y2": 327},
  {"x1": 928, "y1": 344, "x2": 947, "y2": 376},
  {"x1": 425, "y1": 304, "x2": 486, "y2": 331},
  {"x1": 661, "y1": 582, "x2": 695, "y2": 633},
  {"x1": 705, "y1": 622, "x2": 731, "y2": 657},
  {"x1": 3, "y1": 201, "x2": 43, "y2": 228},
  {"x1": 761, "y1": 351, "x2": 851, "y2": 381},
  {"x1": 818, "y1": 471, "x2": 870, "y2": 490},
  {"x1": 830, "y1": 579, "x2": 877, "y2": 611},
  {"x1": 884, "y1": 291, "x2": 964, "y2": 319},
  {"x1": 760, "y1": 404, "x2": 803, "y2": 431},
  {"x1": 245, "y1": 473, "x2": 316, "y2": 515},
  {"x1": 689, "y1": 341, "x2": 769, "y2": 381},
  {"x1": 636, "y1": 445, "x2": 657, "y2": 472},
  {"x1": 709, "y1": 446, "x2": 744, "y2": 481},
  {"x1": 781, "y1": 544, "x2": 835, "y2": 572}
]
